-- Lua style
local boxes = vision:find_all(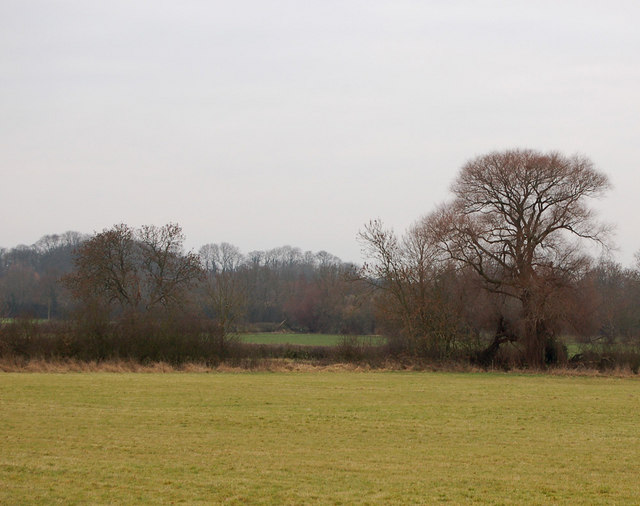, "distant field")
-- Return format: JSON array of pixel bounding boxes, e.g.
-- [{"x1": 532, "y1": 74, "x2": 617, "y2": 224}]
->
[
  {"x1": 0, "y1": 318, "x2": 47, "y2": 324},
  {"x1": 2, "y1": 372, "x2": 640, "y2": 504},
  {"x1": 238, "y1": 332, "x2": 385, "y2": 346}
]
